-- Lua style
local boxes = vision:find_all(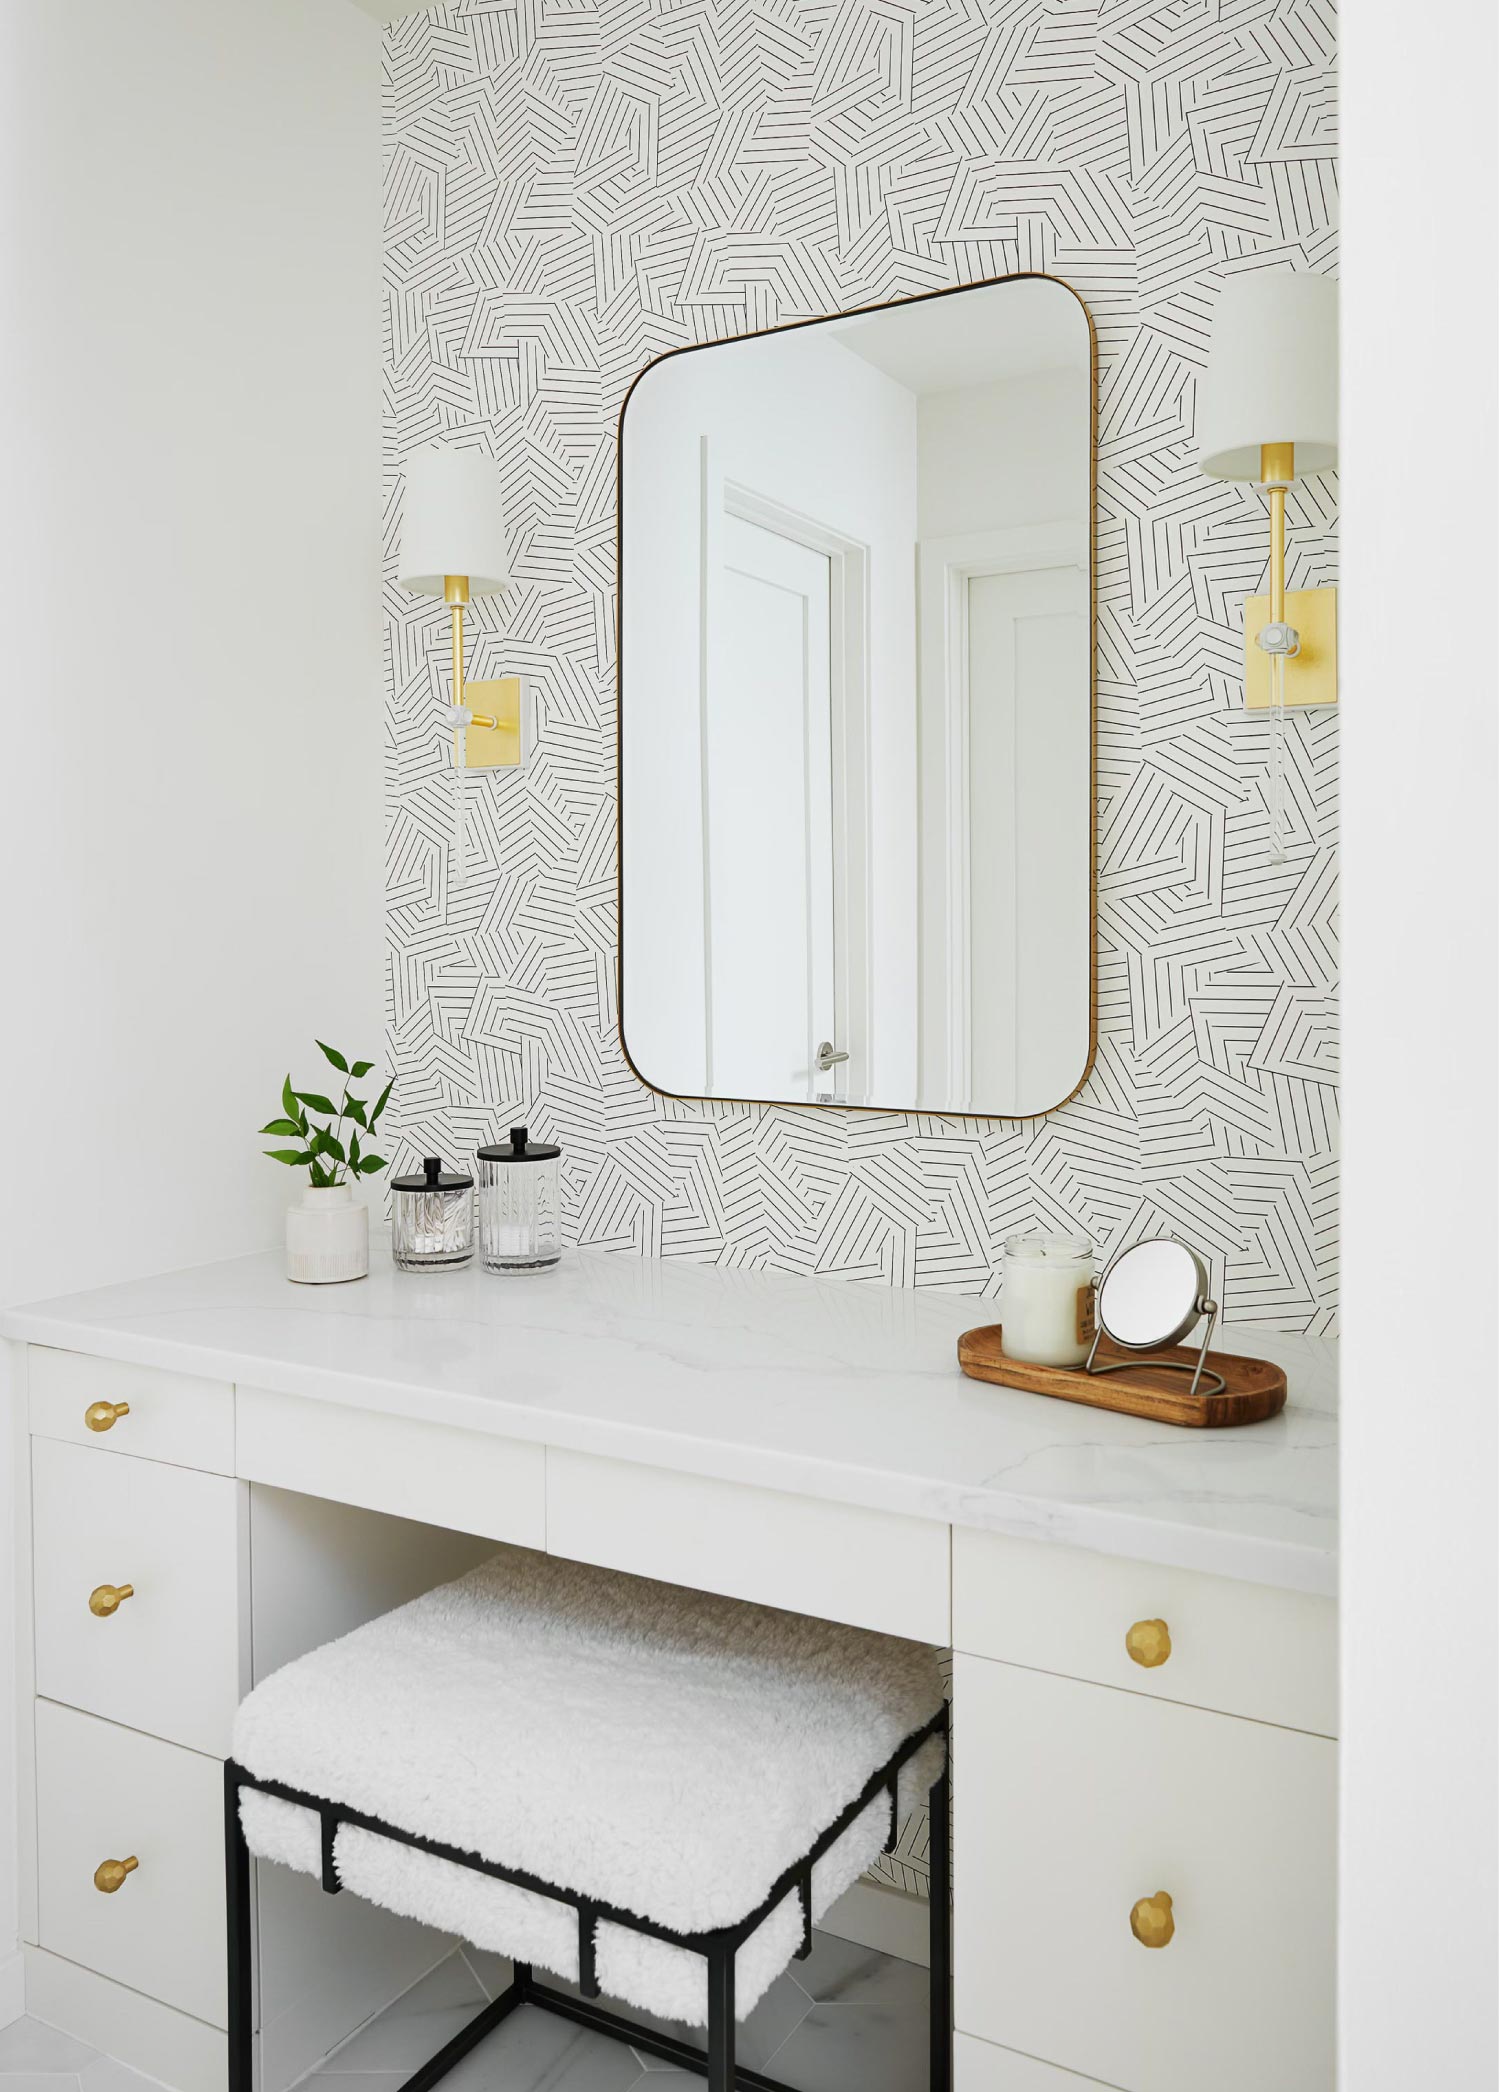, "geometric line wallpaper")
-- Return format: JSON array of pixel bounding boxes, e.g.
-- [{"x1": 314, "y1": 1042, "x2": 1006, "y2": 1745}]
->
[{"x1": 382, "y1": 0, "x2": 1339, "y2": 1333}]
